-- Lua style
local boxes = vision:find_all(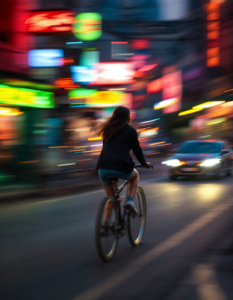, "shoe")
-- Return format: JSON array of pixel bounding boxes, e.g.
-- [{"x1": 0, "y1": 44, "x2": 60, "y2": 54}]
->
[
  {"x1": 126, "y1": 200, "x2": 138, "y2": 216},
  {"x1": 101, "y1": 220, "x2": 109, "y2": 237}
]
